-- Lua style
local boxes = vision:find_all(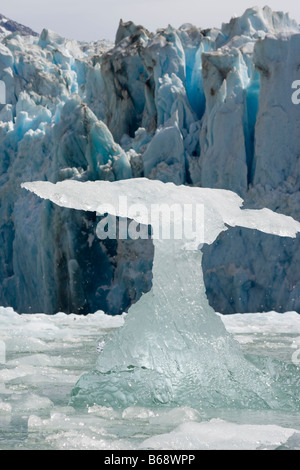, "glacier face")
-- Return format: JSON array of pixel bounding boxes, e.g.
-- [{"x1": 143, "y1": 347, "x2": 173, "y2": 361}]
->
[
  {"x1": 0, "y1": 6, "x2": 300, "y2": 314},
  {"x1": 0, "y1": 33, "x2": 151, "y2": 314}
]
